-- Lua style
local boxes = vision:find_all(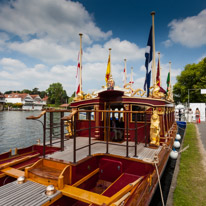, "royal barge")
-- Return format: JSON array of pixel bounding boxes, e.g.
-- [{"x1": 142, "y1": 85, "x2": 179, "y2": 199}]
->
[
  {"x1": 0, "y1": 12, "x2": 177, "y2": 205},
  {"x1": 0, "y1": 79, "x2": 177, "y2": 206}
]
